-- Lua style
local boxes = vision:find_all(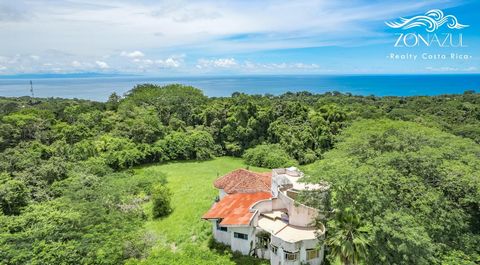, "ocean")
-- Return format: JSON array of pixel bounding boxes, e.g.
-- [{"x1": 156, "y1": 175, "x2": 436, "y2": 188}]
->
[{"x1": 0, "y1": 74, "x2": 479, "y2": 101}]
